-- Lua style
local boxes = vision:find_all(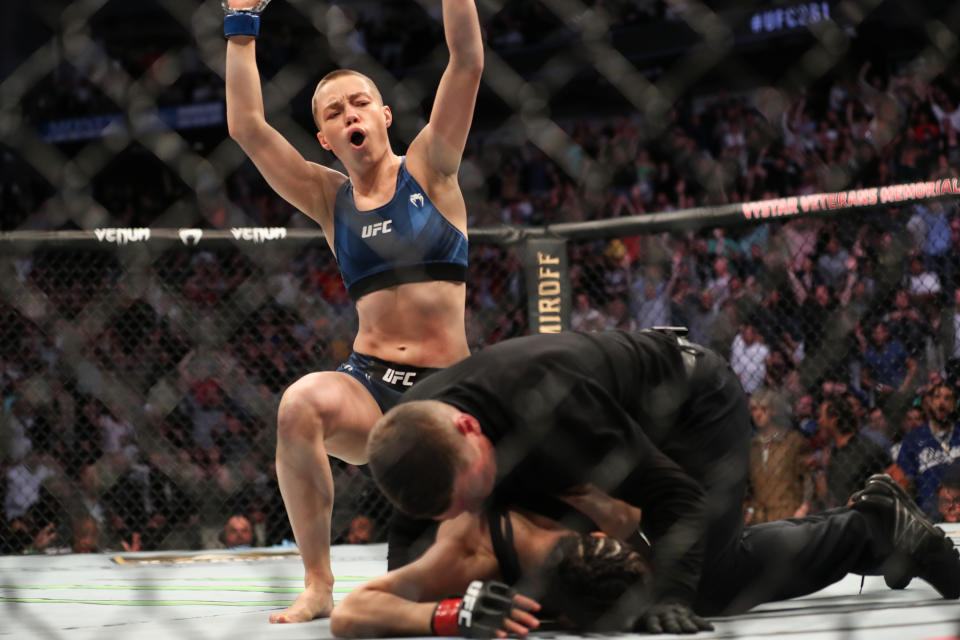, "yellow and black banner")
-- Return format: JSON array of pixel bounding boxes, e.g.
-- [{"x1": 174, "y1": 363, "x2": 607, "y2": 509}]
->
[{"x1": 524, "y1": 236, "x2": 570, "y2": 334}]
